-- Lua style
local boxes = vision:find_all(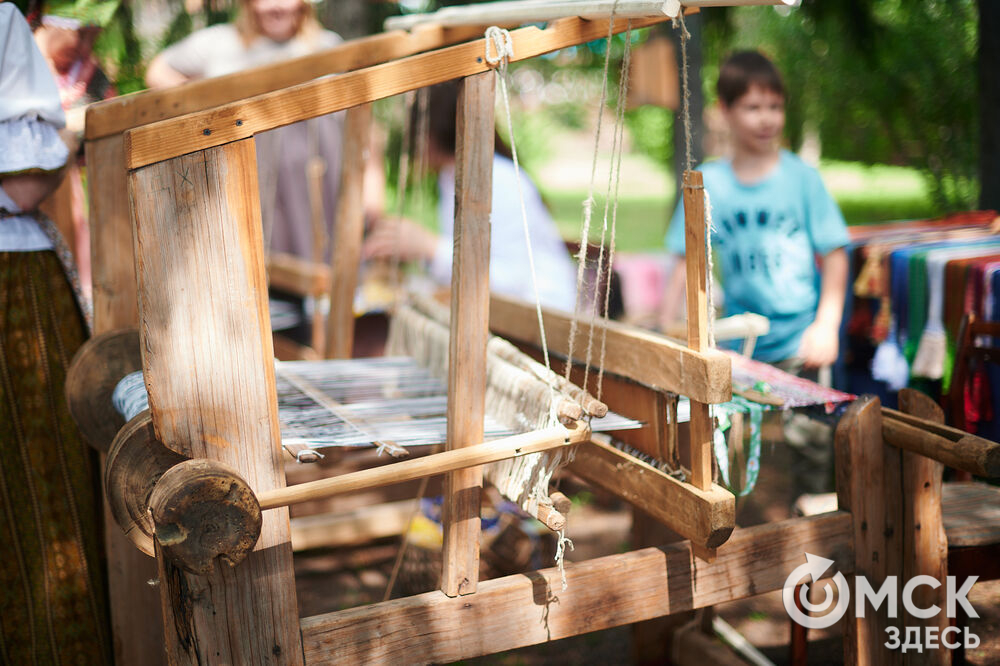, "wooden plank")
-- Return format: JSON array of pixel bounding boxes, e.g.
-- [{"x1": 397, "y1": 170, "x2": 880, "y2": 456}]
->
[
  {"x1": 85, "y1": 25, "x2": 484, "y2": 140},
  {"x1": 490, "y1": 295, "x2": 731, "y2": 403},
  {"x1": 88, "y1": 134, "x2": 163, "y2": 665},
  {"x1": 290, "y1": 500, "x2": 417, "y2": 551},
  {"x1": 898, "y1": 389, "x2": 949, "y2": 666},
  {"x1": 124, "y1": 16, "x2": 669, "y2": 169},
  {"x1": 87, "y1": 134, "x2": 138, "y2": 332},
  {"x1": 325, "y1": 103, "x2": 372, "y2": 359},
  {"x1": 129, "y1": 139, "x2": 301, "y2": 663},
  {"x1": 683, "y1": 171, "x2": 709, "y2": 353},
  {"x1": 267, "y1": 251, "x2": 330, "y2": 296},
  {"x1": 441, "y1": 72, "x2": 495, "y2": 597},
  {"x1": 835, "y1": 396, "x2": 902, "y2": 665},
  {"x1": 101, "y1": 466, "x2": 165, "y2": 666},
  {"x1": 682, "y1": 170, "x2": 713, "y2": 492},
  {"x1": 569, "y1": 438, "x2": 734, "y2": 548},
  {"x1": 882, "y1": 417, "x2": 1000, "y2": 478},
  {"x1": 300, "y1": 512, "x2": 855, "y2": 664}
]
